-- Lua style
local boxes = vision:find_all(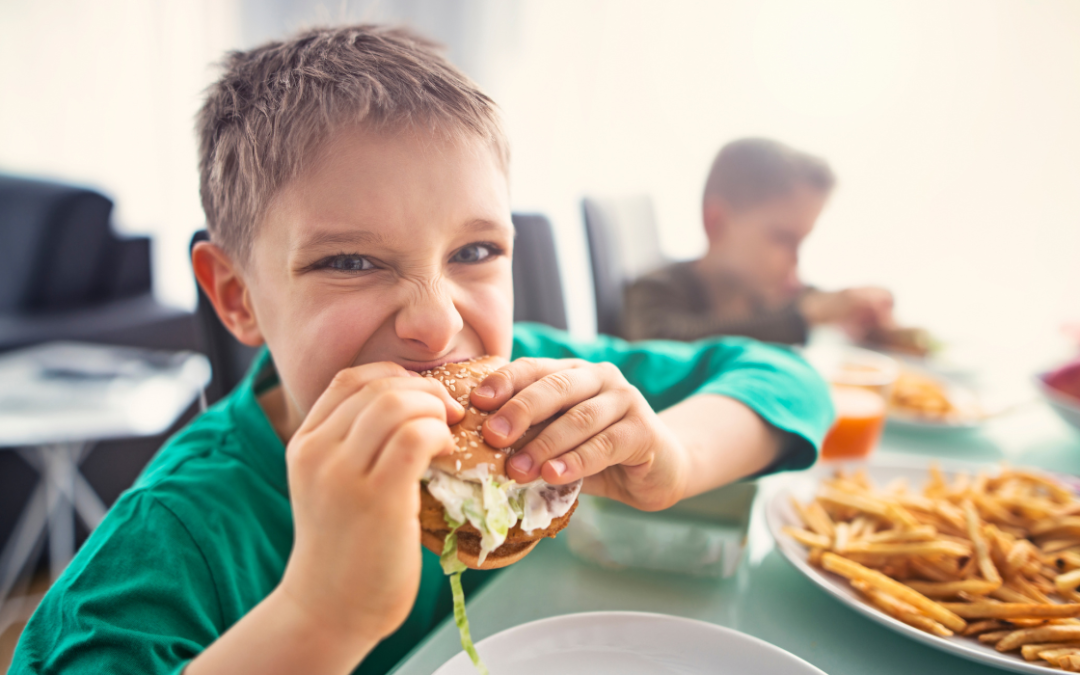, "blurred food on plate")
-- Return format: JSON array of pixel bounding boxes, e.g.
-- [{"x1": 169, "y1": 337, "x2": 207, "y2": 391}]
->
[{"x1": 864, "y1": 326, "x2": 936, "y2": 357}]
